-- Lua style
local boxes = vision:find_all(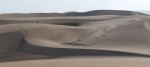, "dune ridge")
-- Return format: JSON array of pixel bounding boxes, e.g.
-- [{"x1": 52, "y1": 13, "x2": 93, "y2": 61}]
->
[{"x1": 0, "y1": 10, "x2": 146, "y2": 19}]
